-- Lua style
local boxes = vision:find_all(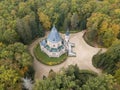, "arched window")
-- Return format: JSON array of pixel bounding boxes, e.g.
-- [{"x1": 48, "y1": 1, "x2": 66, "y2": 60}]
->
[{"x1": 53, "y1": 45, "x2": 55, "y2": 47}]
